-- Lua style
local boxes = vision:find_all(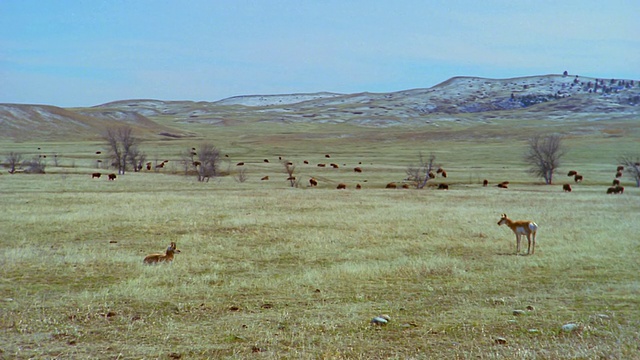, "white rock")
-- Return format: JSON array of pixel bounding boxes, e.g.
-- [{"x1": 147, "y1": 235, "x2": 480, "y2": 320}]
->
[
  {"x1": 561, "y1": 323, "x2": 579, "y2": 332},
  {"x1": 371, "y1": 314, "x2": 391, "y2": 325}
]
